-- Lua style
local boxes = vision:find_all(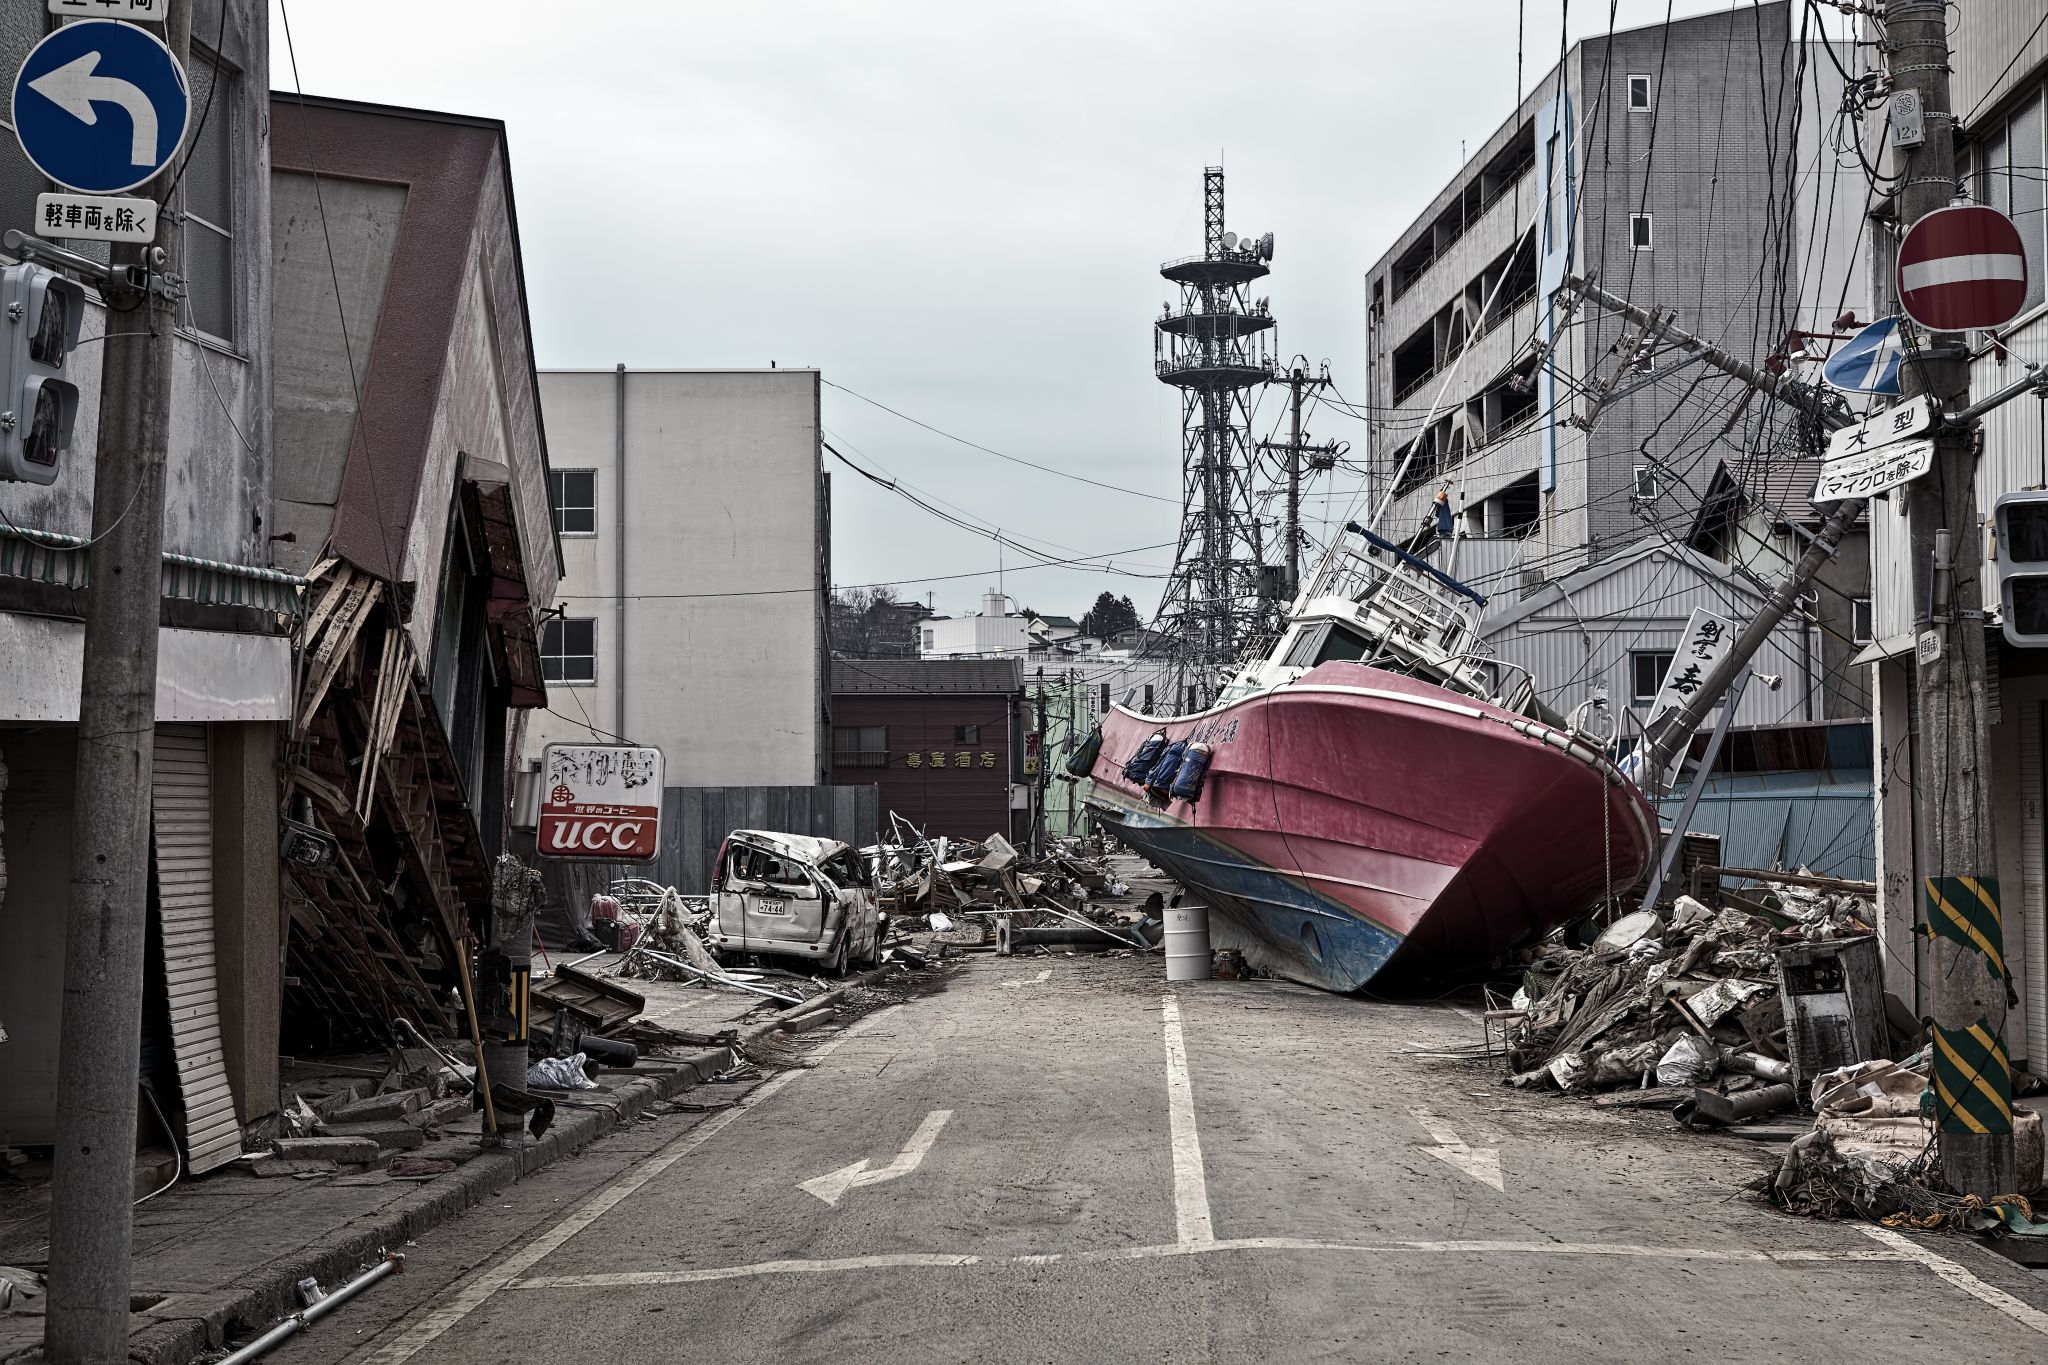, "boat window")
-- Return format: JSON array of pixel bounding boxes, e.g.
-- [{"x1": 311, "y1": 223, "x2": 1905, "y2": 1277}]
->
[
  {"x1": 1281, "y1": 628, "x2": 1322, "y2": 669},
  {"x1": 1314, "y1": 624, "x2": 1371, "y2": 665}
]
